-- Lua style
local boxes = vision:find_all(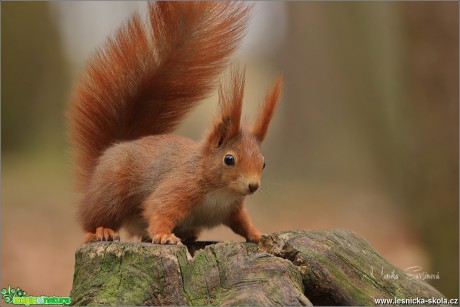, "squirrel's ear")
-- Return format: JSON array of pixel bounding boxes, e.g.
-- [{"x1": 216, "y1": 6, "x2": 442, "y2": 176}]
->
[
  {"x1": 252, "y1": 75, "x2": 283, "y2": 143},
  {"x1": 206, "y1": 66, "x2": 245, "y2": 148}
]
